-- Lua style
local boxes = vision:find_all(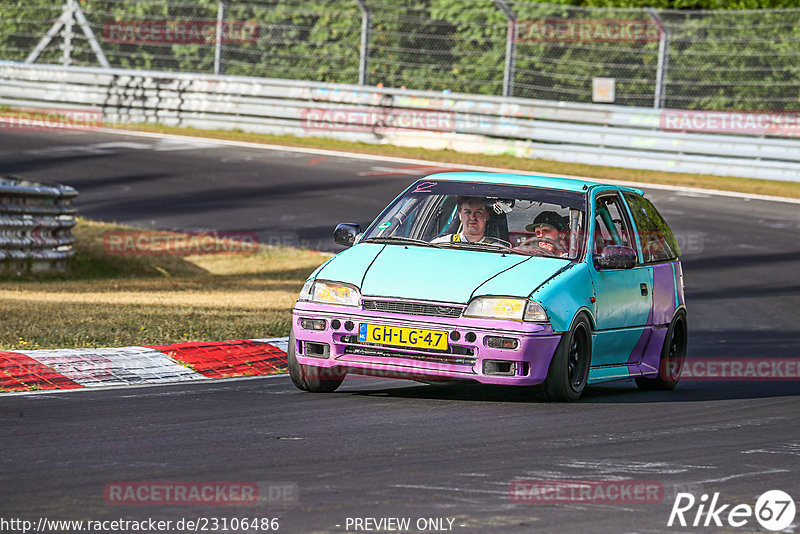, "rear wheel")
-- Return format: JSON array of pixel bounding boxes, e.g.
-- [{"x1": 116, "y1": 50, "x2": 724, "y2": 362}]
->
[
  {"x1": 540, "y1": 314, "x2": 592, "y2": 402},
  {"x1": 636, "y1": 311, "x2": 687, "y2": 391},
  {"x1": 287, "y1": 329, "x2": 345, "y2": 393}
]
